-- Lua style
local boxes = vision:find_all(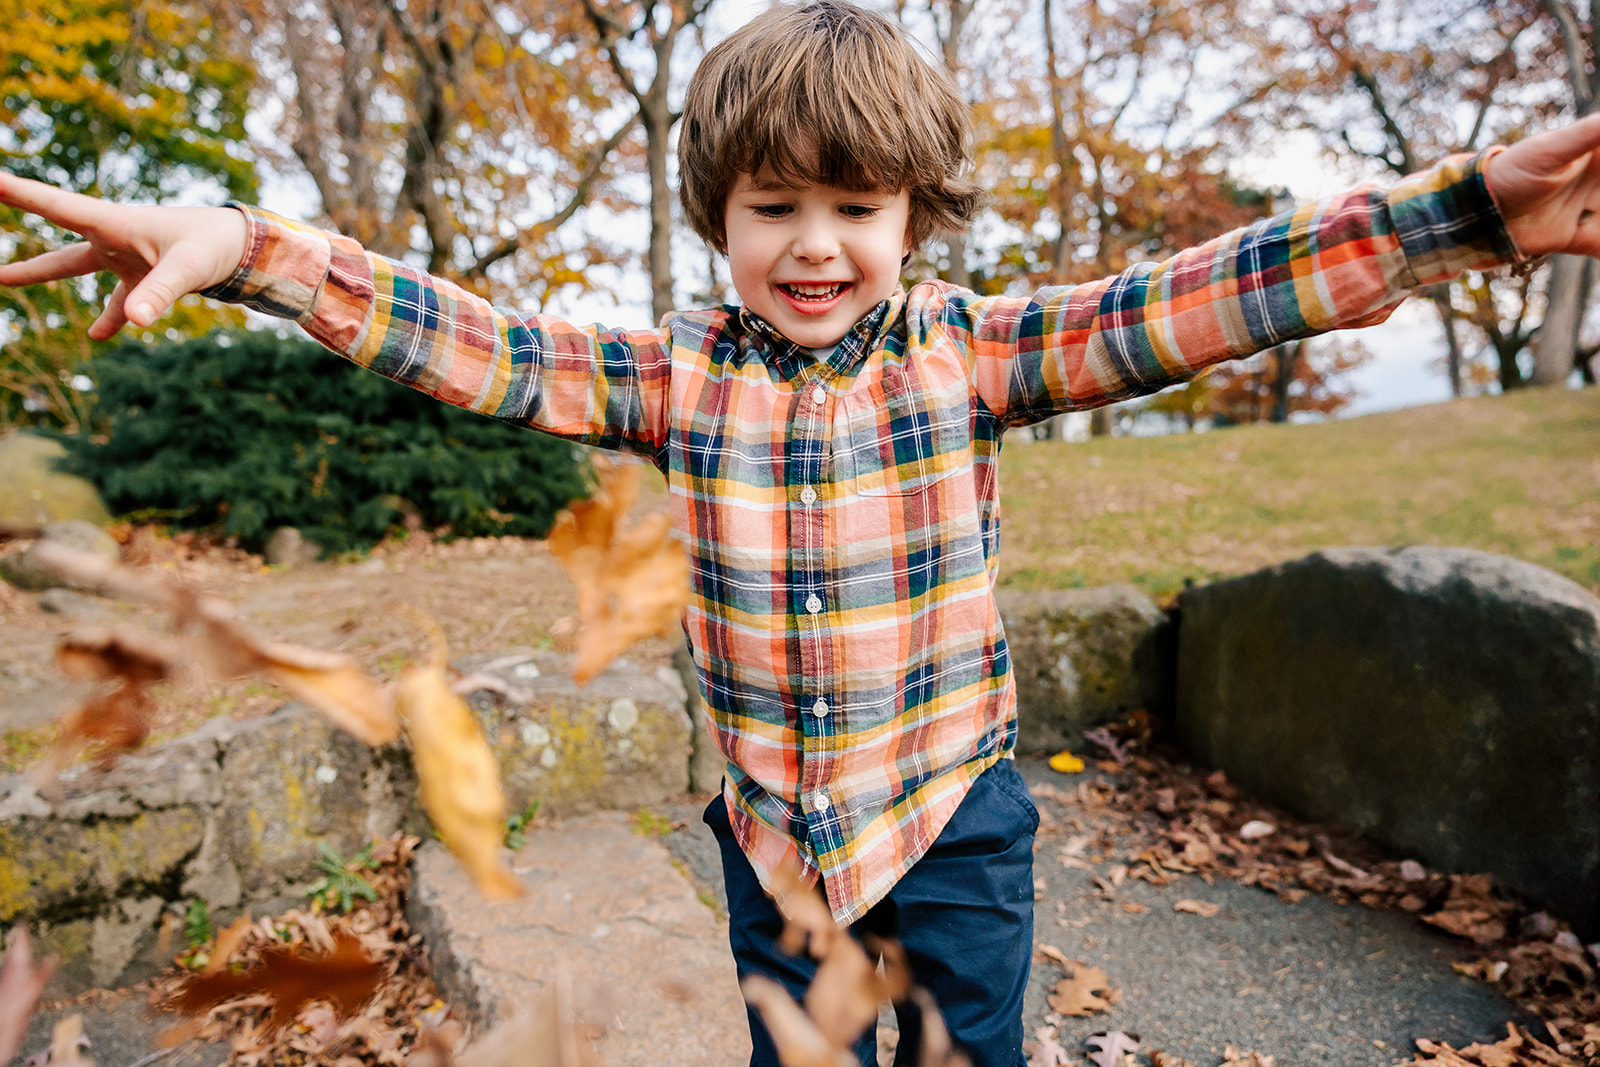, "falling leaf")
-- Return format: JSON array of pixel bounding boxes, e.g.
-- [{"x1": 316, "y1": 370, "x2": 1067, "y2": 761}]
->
[
  {"x1": 38, "y1": 627, "x2": 181, "y2": 776},
  {"x1": 166, "y1": 929, "x2": 383, "y2": 1033},
  {"x1": 395, "y1": 617, "x2": 521, "y2": 900},
  {"x1": 1238, "y1": 820, "x2": 1275, "y2": 841},
  {"x1": 1085, "y1": 1030, "x2": 1140, "y2": 1067},
  {"x1": 193, "y1": 615, "x2": 397, "y2": 746},
  {"x1": 742, "y1": 976, "x2": 858, "y2": 1067},
  {"x1": 546, "y1": 458, "x2": 691, "y2": 684},
  {"x1": 31, "y1": 543, "x2": 398, "y2": 753},
  {"x1": 1048, "y1": 750, "x2": 1085, "y2": 774},
  {"x1": 1046, "y1": 962, "x2": 1117, "y2": 1016},
  {"x1": 1173, "y1": 899, "x2": 1221, "y2": 918},
  {"x1": 0, "y1": 928, "x2": 56, "y2": 1065}
]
